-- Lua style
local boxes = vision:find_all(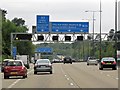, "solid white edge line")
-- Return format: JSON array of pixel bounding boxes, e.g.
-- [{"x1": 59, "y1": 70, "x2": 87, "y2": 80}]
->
[{"x1": 7, "y1": 69, "x2": 33, "y2": 88}]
